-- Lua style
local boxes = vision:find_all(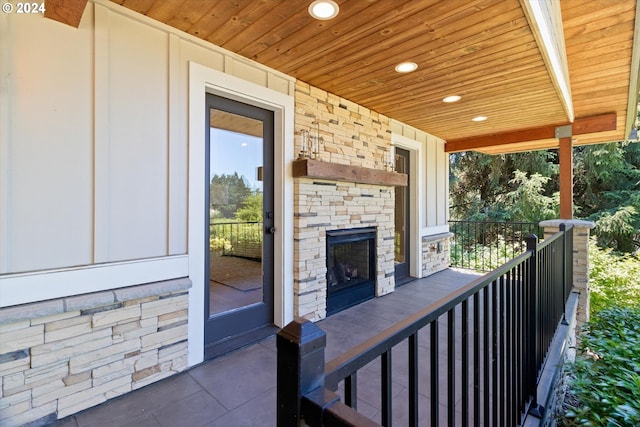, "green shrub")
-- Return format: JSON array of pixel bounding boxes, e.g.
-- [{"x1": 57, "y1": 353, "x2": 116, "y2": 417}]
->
[
  {"x1": 589, "y1": 240, "x2": 640, "y2": 315},
  {"x1": 209, "y1": 236, "x2": 231, "y2": 252},
  {"x1": 561, "y1": 307, "x2": 640, "y2": 426},
  {"x1": 450, "y1": 236, "x2": 524, "y2": 271}
]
